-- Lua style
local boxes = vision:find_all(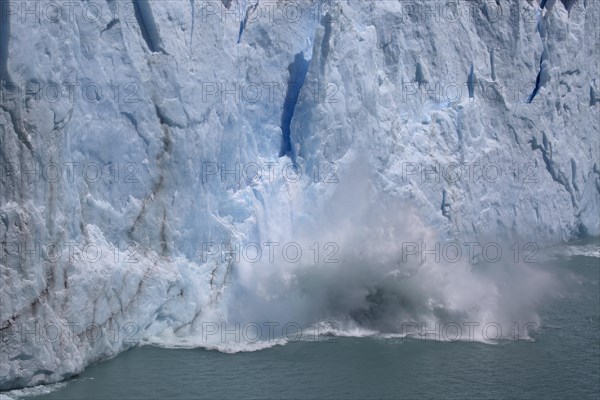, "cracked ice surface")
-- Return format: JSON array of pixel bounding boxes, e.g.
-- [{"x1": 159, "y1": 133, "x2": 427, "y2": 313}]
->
[{"x1": 0, "y1": 0, "x2": 599, "y2": 390}]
